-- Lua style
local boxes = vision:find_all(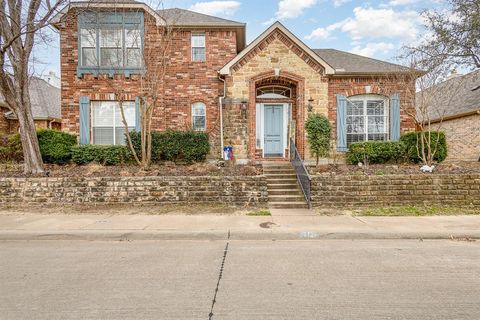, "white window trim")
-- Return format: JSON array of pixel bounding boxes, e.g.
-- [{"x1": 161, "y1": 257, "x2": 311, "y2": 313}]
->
[
  {"x1": 346, "y1": 95, "x2": 389, "y2": 146},
  {"x1": 192, "y1": 102, "x2": 206, "y2": 131},
  {"x1": 191, "y1": 32, "x2": 206, "y2": 62}
]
